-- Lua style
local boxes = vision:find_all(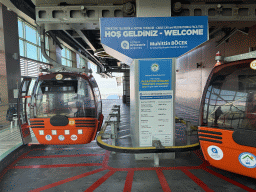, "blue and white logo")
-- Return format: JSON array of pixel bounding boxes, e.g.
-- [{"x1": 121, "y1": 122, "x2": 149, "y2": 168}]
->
[
  {"x1": 151, "y1": 63, "x2": 159, "y2": 72},
  {"x1": 212, "y1": 148, "x2": 218, "y2": 153},
  {"x1": 239, "y1": 152, "x2": 256, "y2": 168},
  {"x1": 121, "y1": 40, "x2": 129, "y2": 49},
  {"x1": 45, "y1": 135, "x2": 52, "y2": 141},
  {"x1": 207, "y1": 145, "x2": 223, "y2": 160},
  {"x1": 58, "y1": 135, "x2": 65, "y2": 141}
]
